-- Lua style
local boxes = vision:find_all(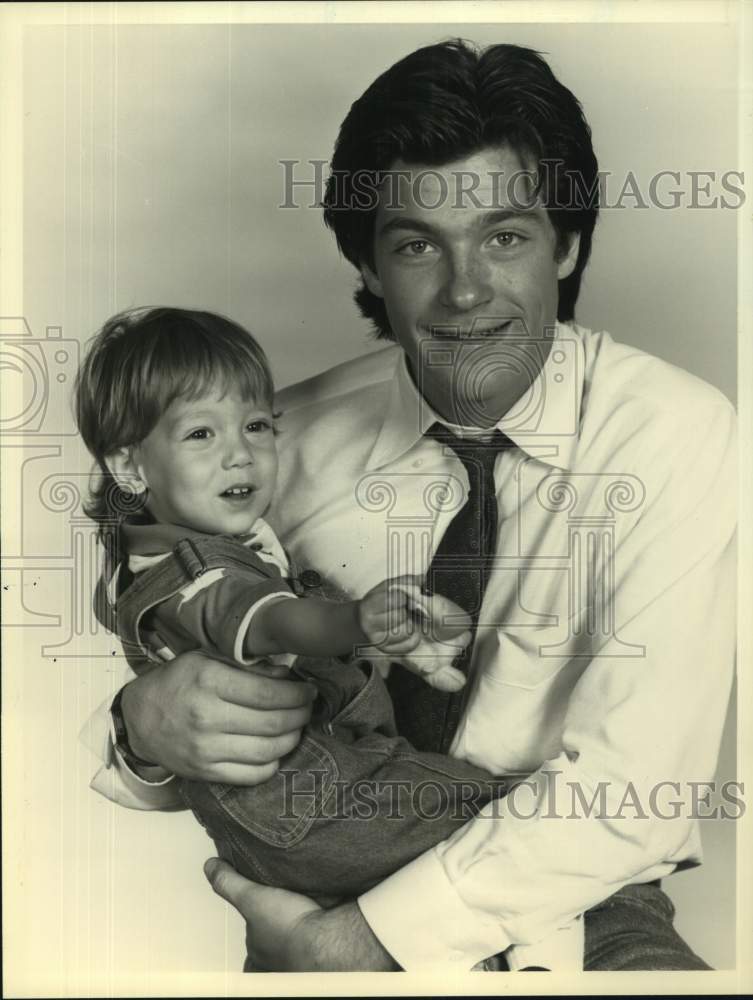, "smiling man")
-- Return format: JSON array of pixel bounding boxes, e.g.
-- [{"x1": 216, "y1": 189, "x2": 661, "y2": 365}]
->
[
  {"x1": 359, "y1": 147, "x2": 578, "y2": 429},
  {"x1": 87, "y1": 40, "x2": 737, "y2": 972}
]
